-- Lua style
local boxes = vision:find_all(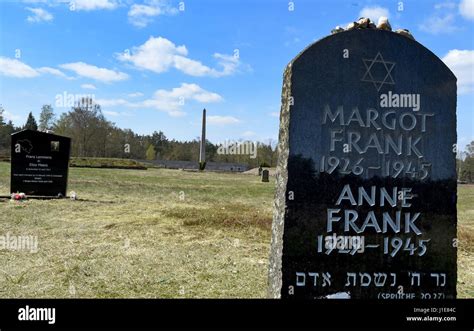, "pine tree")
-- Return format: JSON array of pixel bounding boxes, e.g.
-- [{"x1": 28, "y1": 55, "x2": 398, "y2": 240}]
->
[
  {"x1": 0, "y1": 106, "x2": 5, "y2": 126},
  {"x1": 146, "y1": 144, "x2": 156, "y2": 160},
  {"x1": 24, "y1": 112, "x2": 38, "y2": 131},
  {"x1": 39, "y1": 105, "x2": 55, "y2": 131}
]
